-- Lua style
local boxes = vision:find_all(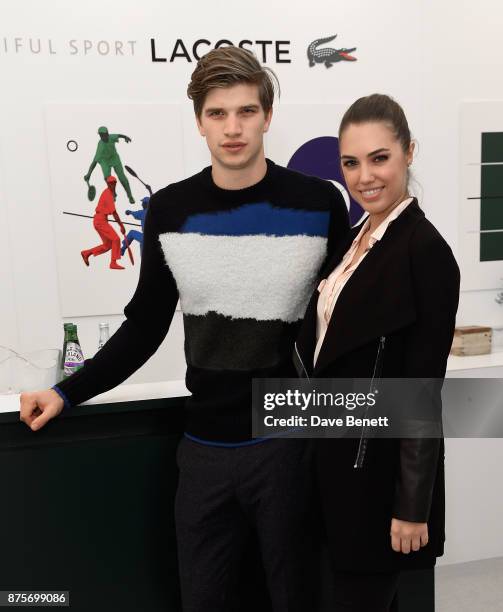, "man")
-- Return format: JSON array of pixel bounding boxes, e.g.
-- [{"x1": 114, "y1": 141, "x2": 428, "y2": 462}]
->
[
  {"x1": 81, "y1": 175, "x2": 127, "y2": 270},
  {"x1": 84, "y1": 126, "x2": 135, "y2": 204},
  {"x1": 20, "y1": 47, "x2": 349, "y2": 612}
]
